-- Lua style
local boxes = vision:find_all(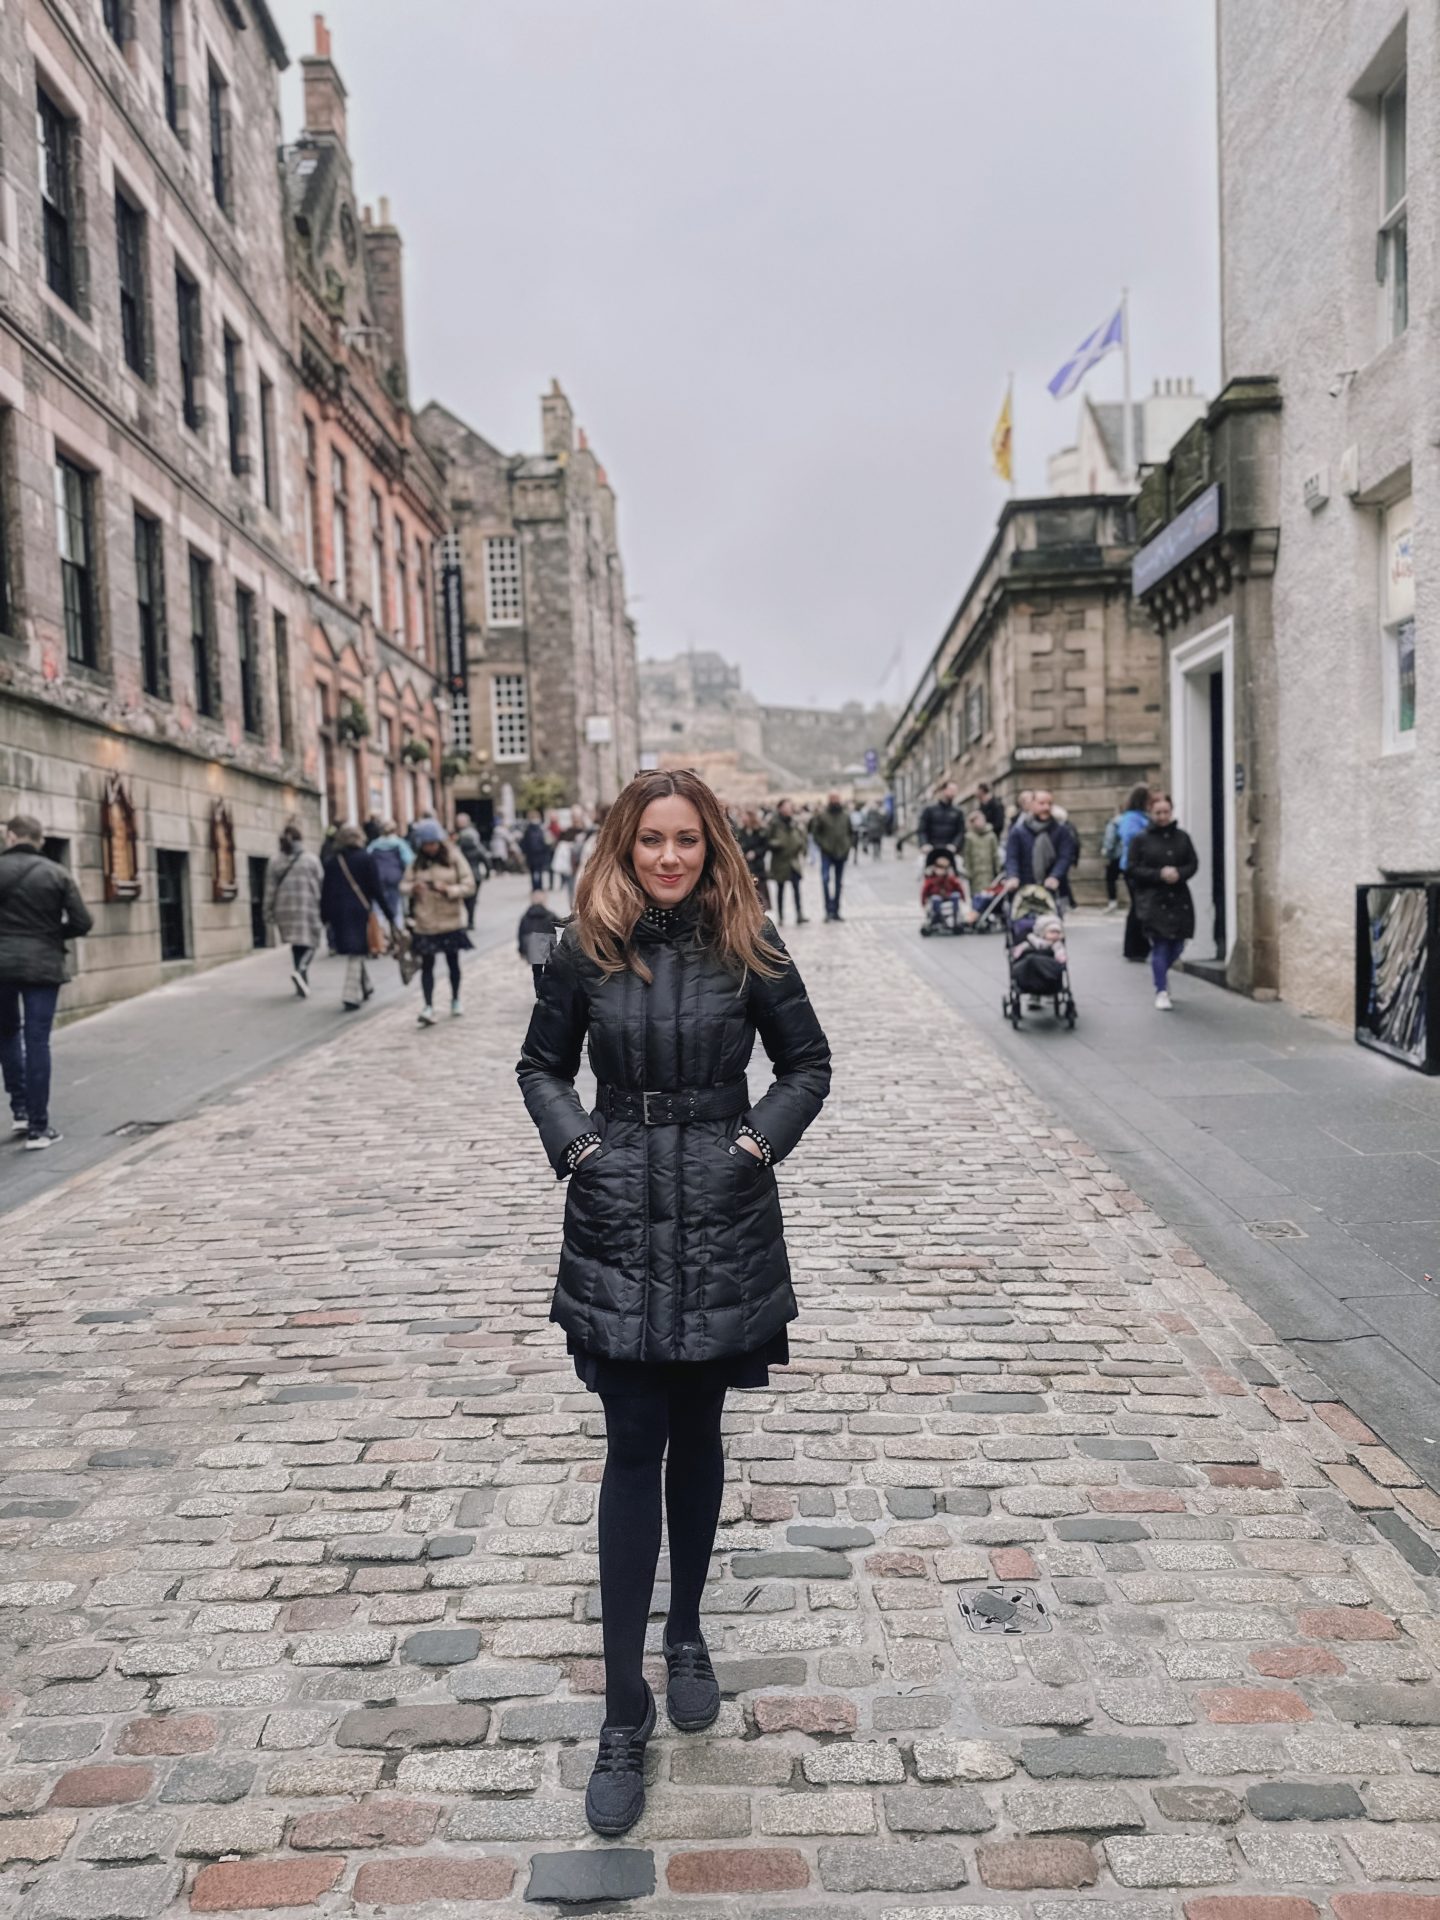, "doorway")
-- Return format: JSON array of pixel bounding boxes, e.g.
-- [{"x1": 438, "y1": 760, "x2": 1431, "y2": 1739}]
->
[
  {"x1": 156, "y1": 849, "x2": 191, "y2": 962},
  {"x1": 248, "y1": 856, "x2": 270, "y2": 949},
  {"x1": 1169, "y1": 619, "x2": 1237, "y2": 967}
]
